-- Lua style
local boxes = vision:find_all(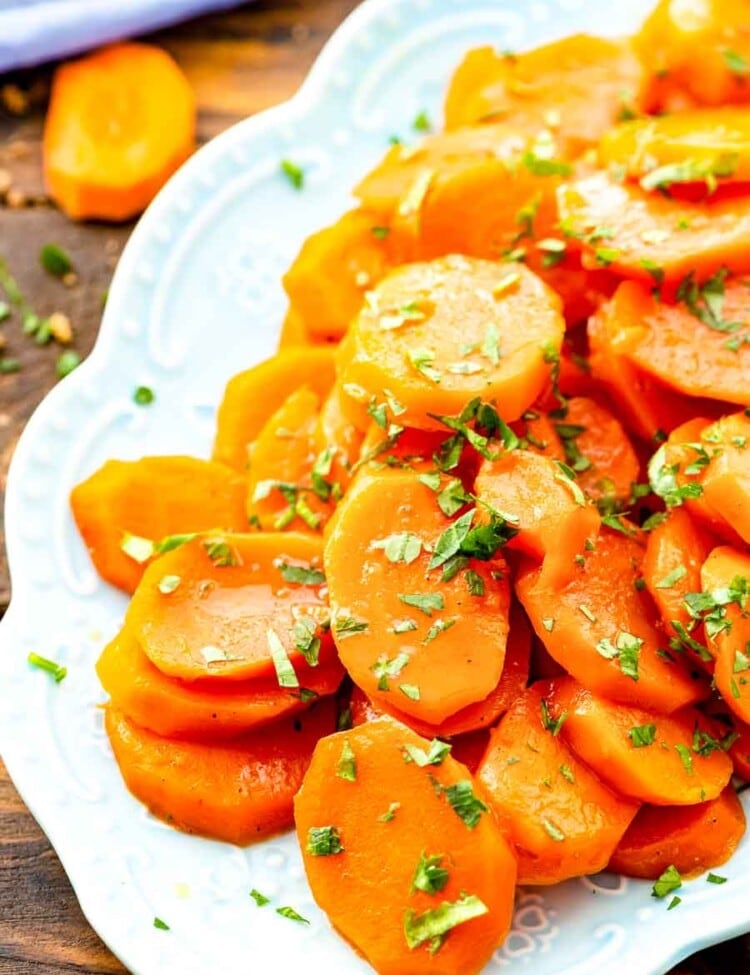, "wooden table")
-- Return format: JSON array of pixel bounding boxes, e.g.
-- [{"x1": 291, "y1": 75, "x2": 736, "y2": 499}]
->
[{"x1": 0, "y1": 1, "x2": 748, "y2": 971}]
